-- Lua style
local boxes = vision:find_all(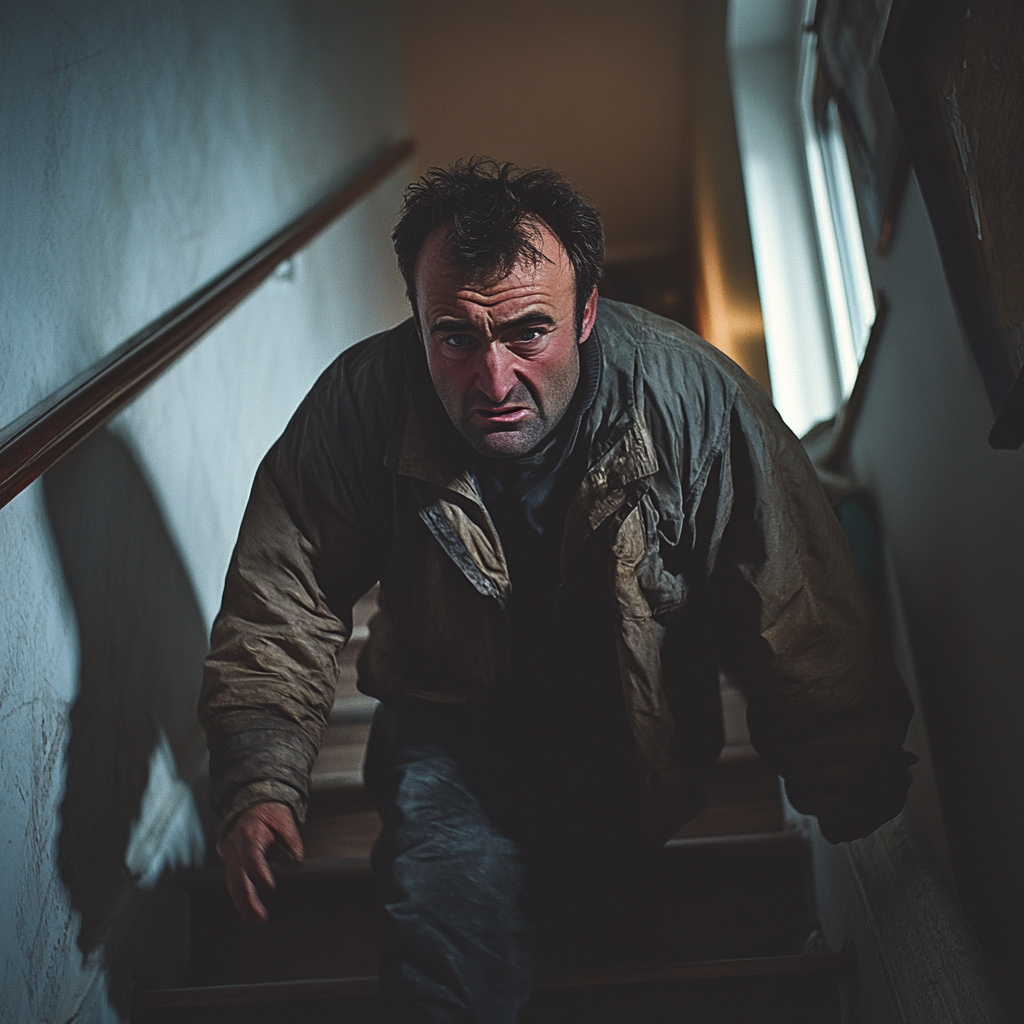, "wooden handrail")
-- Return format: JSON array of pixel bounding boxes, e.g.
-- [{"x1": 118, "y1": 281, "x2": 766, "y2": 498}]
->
[{"x1": 0, "y1": 137, "x2": 415, "y2": 510}]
